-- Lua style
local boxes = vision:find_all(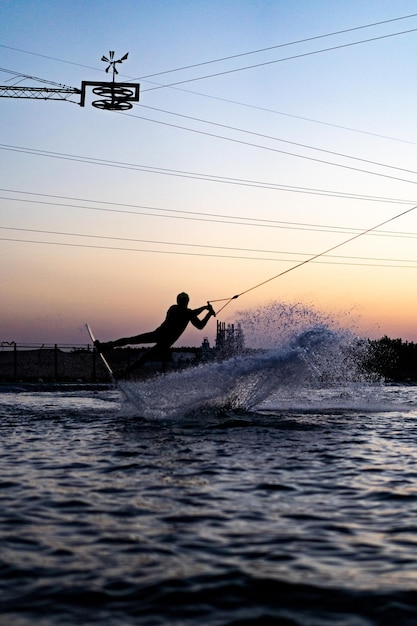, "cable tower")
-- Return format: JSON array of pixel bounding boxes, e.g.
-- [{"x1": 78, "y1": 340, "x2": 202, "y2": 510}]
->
[{"x1": 0, "y1": 51, "x2": 140, "y2": 110}]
